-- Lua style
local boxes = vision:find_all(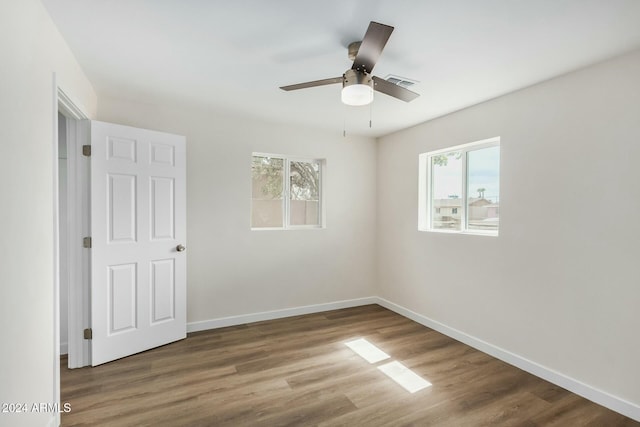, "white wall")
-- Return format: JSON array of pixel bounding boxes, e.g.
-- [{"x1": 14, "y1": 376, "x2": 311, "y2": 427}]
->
[
  {"x1": 0, "y1": 1, "x2": 96, "y2": 426},
  {"x1": 377, "y1": 49, "x2": 640, "y2": 411},
  {"x1": 97, "y1": 97, "x2": 378, "y2": 324}
]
